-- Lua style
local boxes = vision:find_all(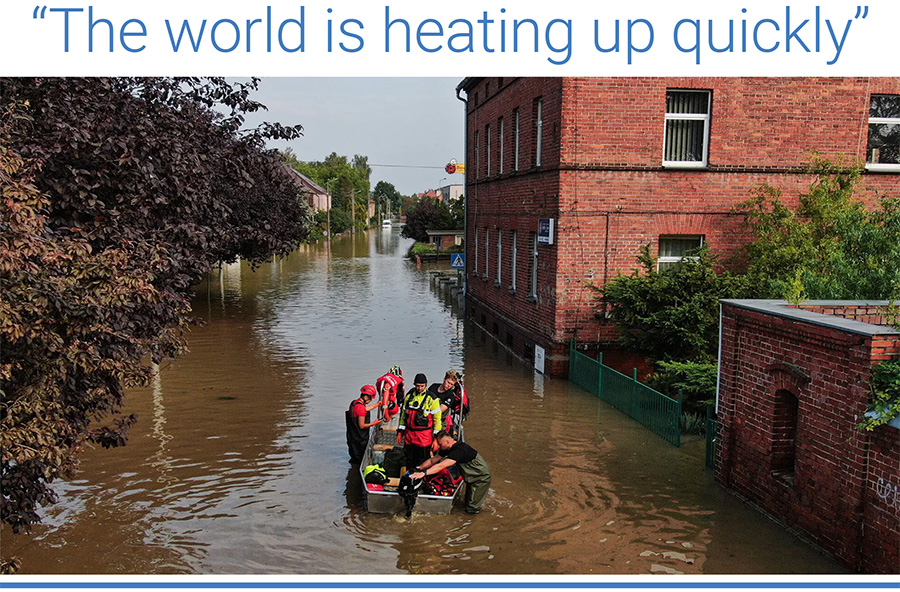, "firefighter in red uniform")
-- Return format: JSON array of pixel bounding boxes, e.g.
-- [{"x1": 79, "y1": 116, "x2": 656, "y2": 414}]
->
[{"x1": 375, "y1": 365, "x2": 403, "y2": 421}]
